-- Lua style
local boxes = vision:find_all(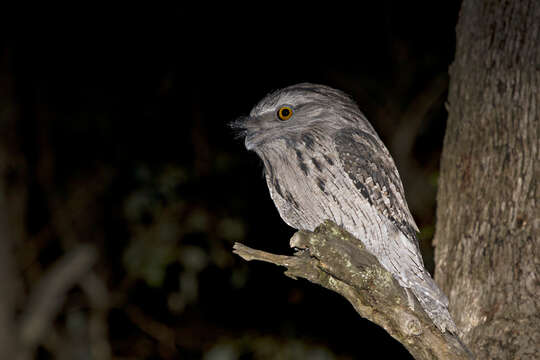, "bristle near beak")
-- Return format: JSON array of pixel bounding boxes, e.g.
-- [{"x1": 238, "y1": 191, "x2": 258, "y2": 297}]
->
[{"x1": 229, "y1": 116, "x2": 249, "y2": 139}]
